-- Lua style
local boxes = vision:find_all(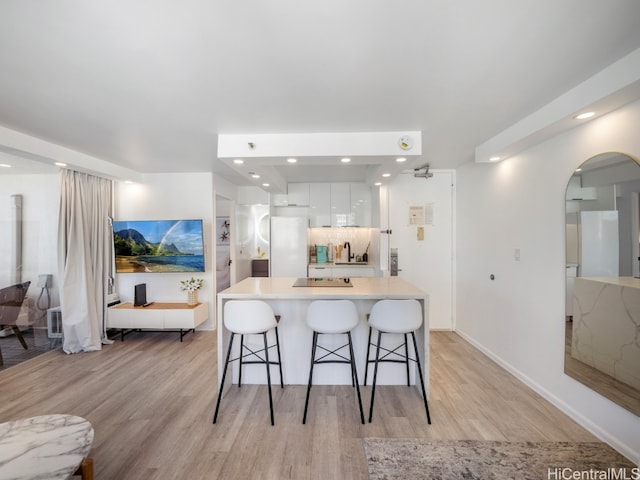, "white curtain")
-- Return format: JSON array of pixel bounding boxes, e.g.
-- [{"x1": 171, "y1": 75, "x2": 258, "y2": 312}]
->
[{"x1": 57, "y1": 170, "x2": 112, "y2": 353}]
